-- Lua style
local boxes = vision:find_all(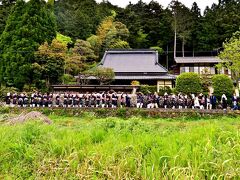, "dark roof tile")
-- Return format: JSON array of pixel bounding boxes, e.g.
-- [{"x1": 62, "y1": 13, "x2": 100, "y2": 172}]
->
[{"x1": 100, "y1": 50, "x2": 168, "y2": 73}]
